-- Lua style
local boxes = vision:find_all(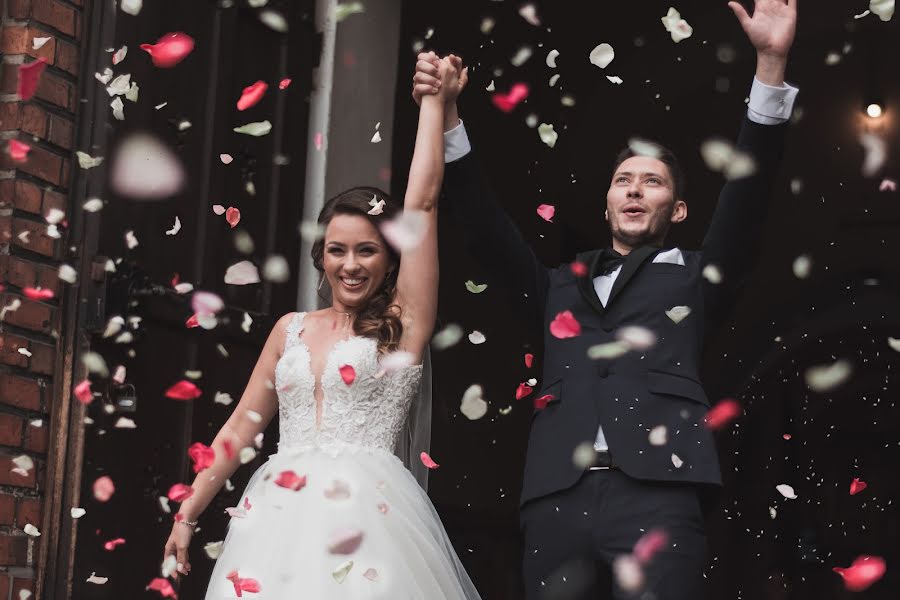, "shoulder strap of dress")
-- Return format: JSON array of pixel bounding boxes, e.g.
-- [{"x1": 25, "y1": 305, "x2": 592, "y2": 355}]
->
[{"x1": 283, "y1": 312, "x2": 306, "y2": 353}]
